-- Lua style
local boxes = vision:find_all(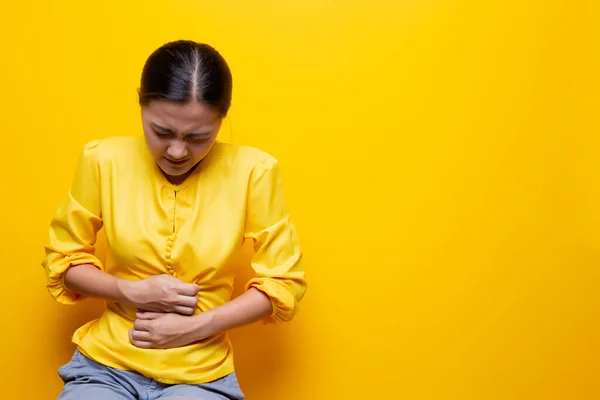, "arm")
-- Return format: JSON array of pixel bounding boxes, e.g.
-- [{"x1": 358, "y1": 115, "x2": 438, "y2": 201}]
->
[
  {"x1": 64, "y1": 264, "x2": 124, "y2": 302},
  {"x1": 42, "y1": 141, "x2": 105, "y2": 305},
  {"x1": 242, "y1": 152, "x2": 307, "y2": 324},
  {"x1": 197, "y1": 287, "x2": 274, "y2": 333},
  {"x1": 65, "y1": 264, "x2": 200, "y2": 315},
  {"x1": 131, "y1": 287, "x2": 273, "y2": 348}
]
